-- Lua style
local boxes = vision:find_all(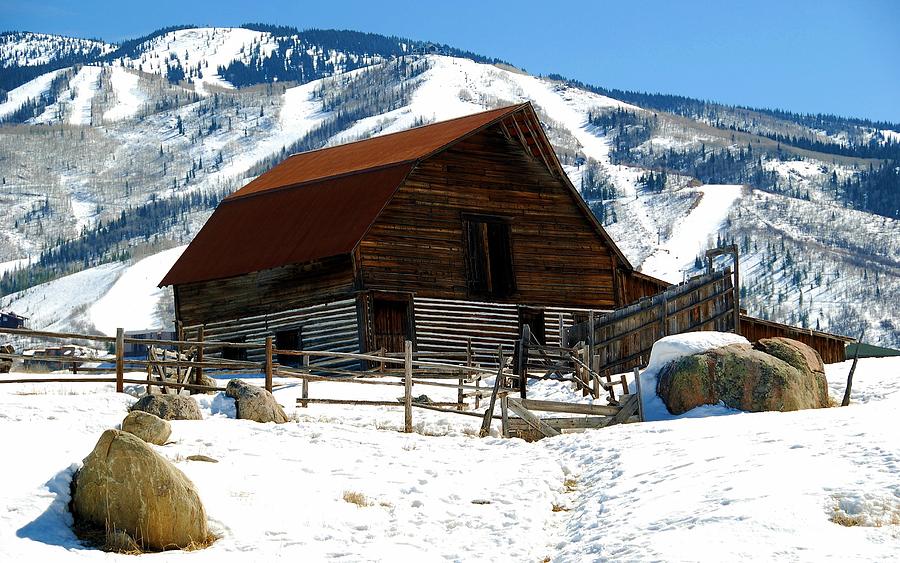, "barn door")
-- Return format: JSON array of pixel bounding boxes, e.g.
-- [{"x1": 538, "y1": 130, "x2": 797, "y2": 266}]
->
[{"x1": 372, "y1": 298, "x2": 412, "y2": 354}]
